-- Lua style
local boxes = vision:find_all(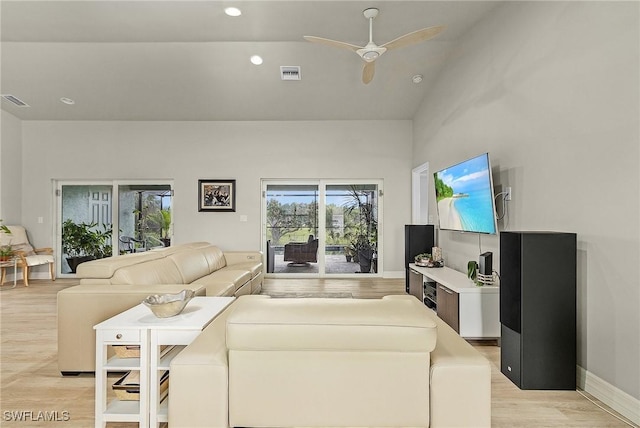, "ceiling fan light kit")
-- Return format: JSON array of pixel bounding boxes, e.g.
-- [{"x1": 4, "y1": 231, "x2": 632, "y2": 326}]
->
[{"x1": 304, "y1": 7, "x2": 444, "y2": 84}]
